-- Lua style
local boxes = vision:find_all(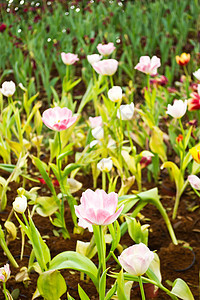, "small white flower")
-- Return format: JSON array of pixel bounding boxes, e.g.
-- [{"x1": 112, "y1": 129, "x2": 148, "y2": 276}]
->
[
  {"x1": 97, "y1": 157, "x2": 113, "y2": 172},
  {"x1": 87, "y1": 54, "x2": 102, "y2": 65},
  {"x1": 0, "y1": 81, "x2": 16, "y2": 97},
  {"x1": 13, "y1": 195, "x2": 27, "y2": 214},
  {"x1": 166, "y1": 99, "x2": 187, "y2": 119},
  {"x1": 108, "y1": 86, "x2": 122, "y2": 102},
  {"x1": 193, "y1": 68, "x2": 200, "y2": 81},
  {"x1": 91, "y1": 126, "x2": 104, "y2": 140},
  {"x1": 117, "y1": 103, "x2": 134, "y2": 120}
]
